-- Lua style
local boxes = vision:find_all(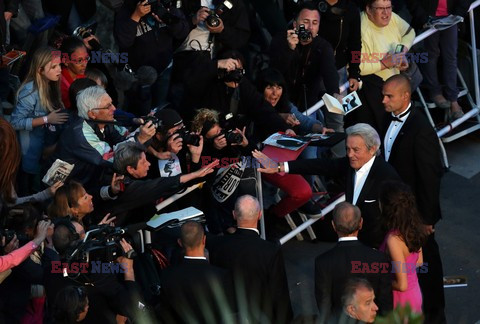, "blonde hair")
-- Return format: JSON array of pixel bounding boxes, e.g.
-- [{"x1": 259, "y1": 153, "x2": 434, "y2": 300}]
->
[
  {"x1": 191, "y1": 108, "x2": 220, "y2": 133},
  {"x1": 18, "y1": 46, "x2": 63, "y2": 112}
]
